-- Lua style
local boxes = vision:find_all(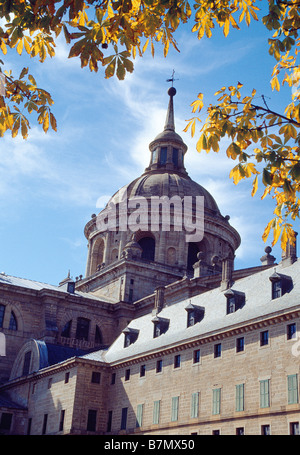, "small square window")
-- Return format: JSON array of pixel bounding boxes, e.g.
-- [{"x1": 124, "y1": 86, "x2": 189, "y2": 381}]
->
[
  {"x1": 261, "y1": 424, "x2": 270, "y2": 435},
  {"x1": 174, "y1": 354, "x2": 181, "y2": 369},
  {"x1": 214, "y1": 343, "x2": 221, "y2": 358},
  {"x1": 125, "y1": 369, "x2": 130, "y2": 381},
  {"x1": 290, "y1": 422, "x2": 300, "y2": 435},
  {"x1": 91, "y1": 371, "x2": 101, "y2": 384}
]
